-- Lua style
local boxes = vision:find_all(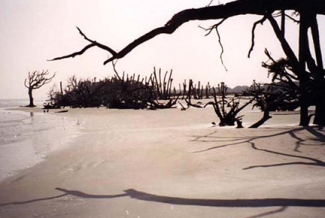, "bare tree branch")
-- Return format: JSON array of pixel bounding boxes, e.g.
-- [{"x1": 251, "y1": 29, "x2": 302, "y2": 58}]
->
[
  {"x1": 248, "y1": 15, "x2": 267, "y2": 58},
  {"x1": 76, "y1": 27, "x2": 117, "y2": 56},
  {"x1": 49, "y1": 44, "x2": 96, "y2": 61},
  {"x1": 214, "y1": 19, "x2": 228, "y2": 71},
  {"x1": 310, "y1": 14, "x2": 323, "y2": 70},
  {"x1": 281, "y1": 10, "x2": 285, "y2": 35},
  {"x1": 285, "y1": 14, "x2": 300, "y2": 23},
  {"x1": 50, "y1": 0, "x2": 325, "y2": 65},
  {"x1": 206, "y1": 0, "x2": 214, "y2": 7},
  {"x1": 200, "y1": 18, "x2": 228, "y2": 70},
  {"x1": 111, "y1": 60, "x2": 122, "y2": 81},
  {"x1": 266, "y1": 13, "x2": 300, "y2": 75},
  {"x1": 49, "y1": 27, "x2": 117, "y2": 61}
]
